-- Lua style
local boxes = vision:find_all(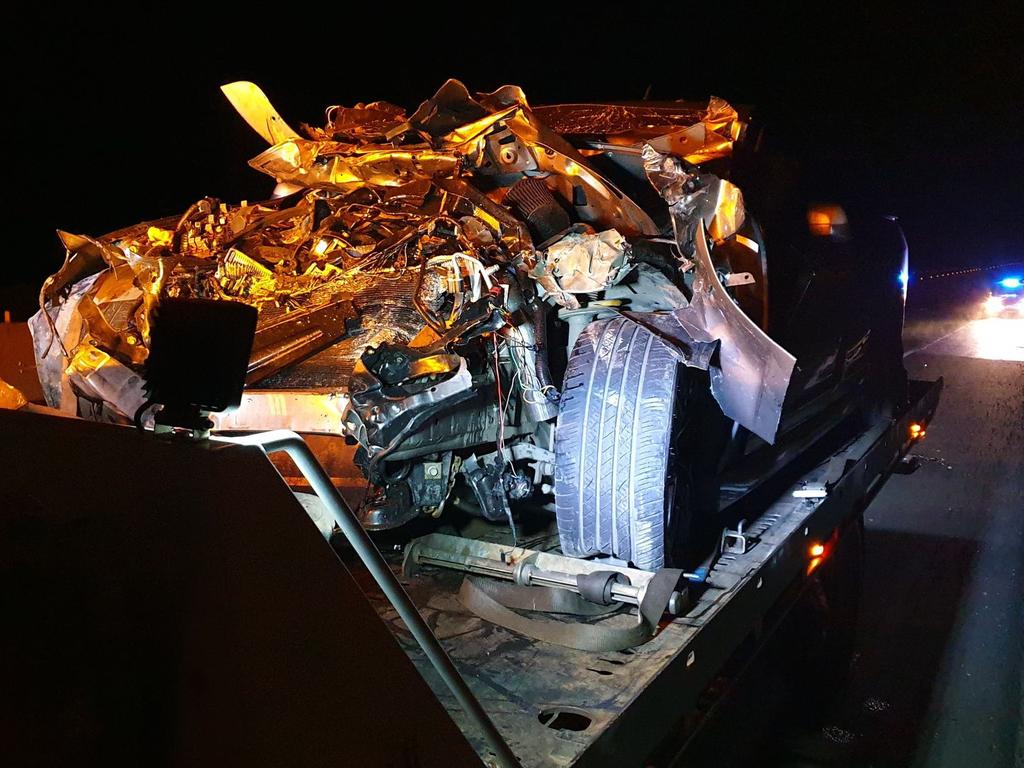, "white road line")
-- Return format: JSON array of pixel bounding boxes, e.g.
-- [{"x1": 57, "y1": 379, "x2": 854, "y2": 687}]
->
[{"x1": 903, "y1": 321, "x2": 971, "y2": 358}]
